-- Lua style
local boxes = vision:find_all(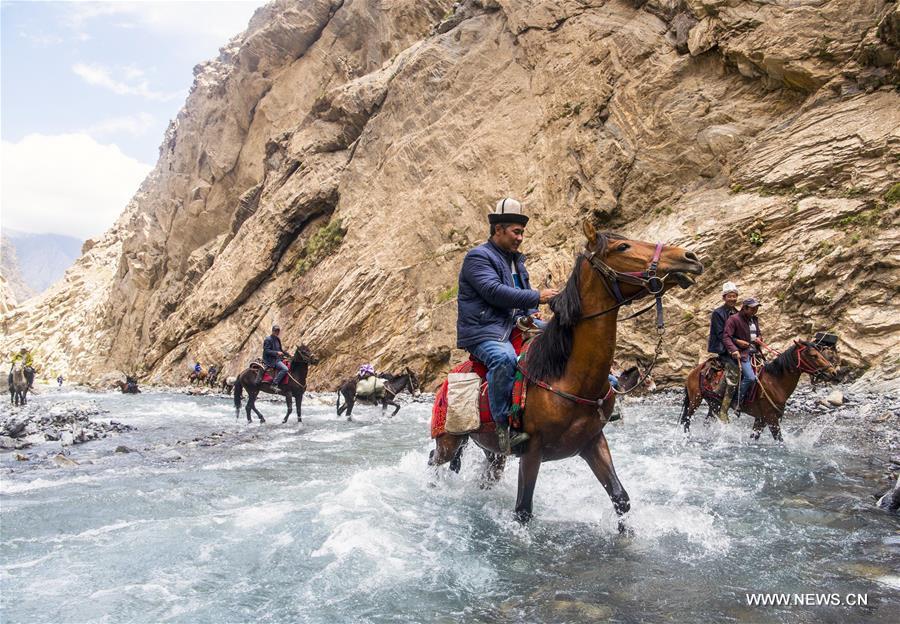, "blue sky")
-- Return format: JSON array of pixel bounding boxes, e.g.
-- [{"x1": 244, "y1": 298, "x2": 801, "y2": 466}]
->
[{"x1": 1, "y1": 0, "x2": 264, "y2": 239}]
